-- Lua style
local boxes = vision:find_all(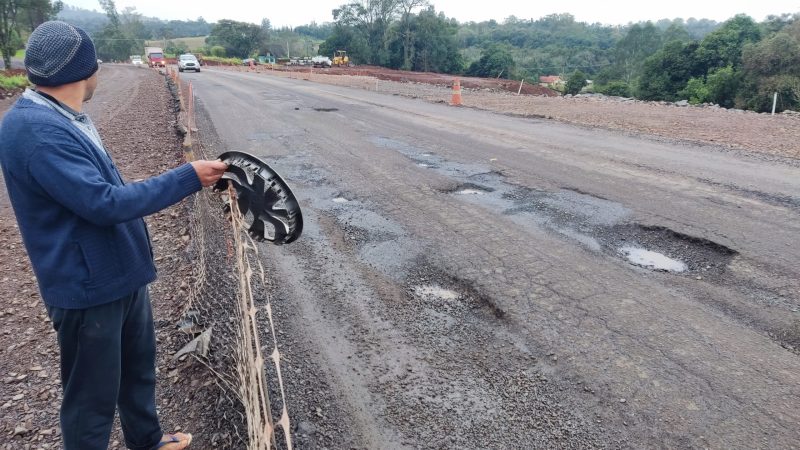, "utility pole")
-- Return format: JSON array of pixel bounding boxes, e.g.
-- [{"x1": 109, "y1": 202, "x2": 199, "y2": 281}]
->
[{"x1": 772, "y1": 92, "x2": 778, "y2": 116}]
